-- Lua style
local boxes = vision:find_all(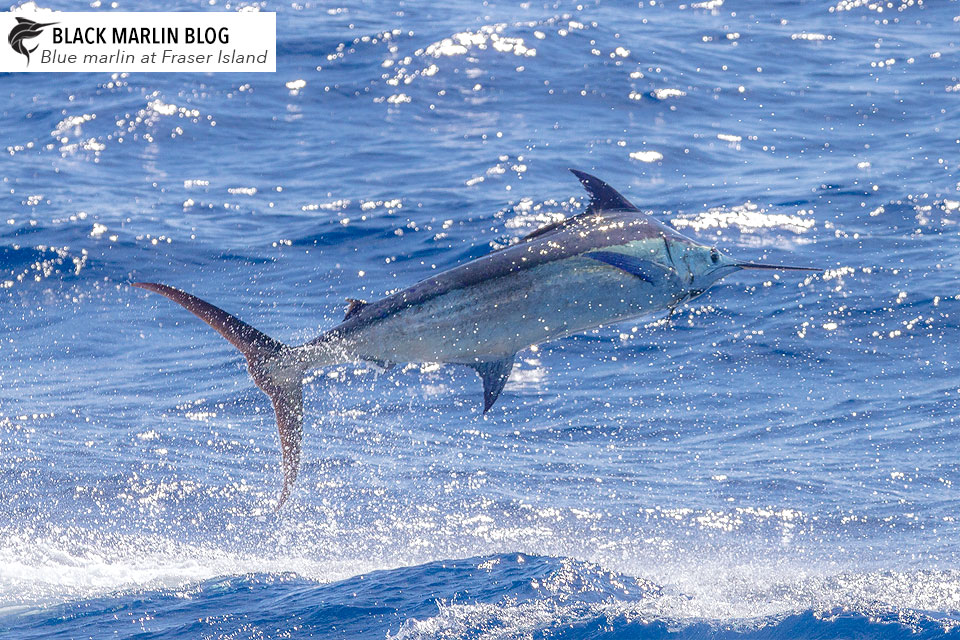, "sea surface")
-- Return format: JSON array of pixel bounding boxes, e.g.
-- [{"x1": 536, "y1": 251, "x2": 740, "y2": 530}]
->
[{"x1": 2, "y1": 0, "x2": 960, "y2": 637}]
